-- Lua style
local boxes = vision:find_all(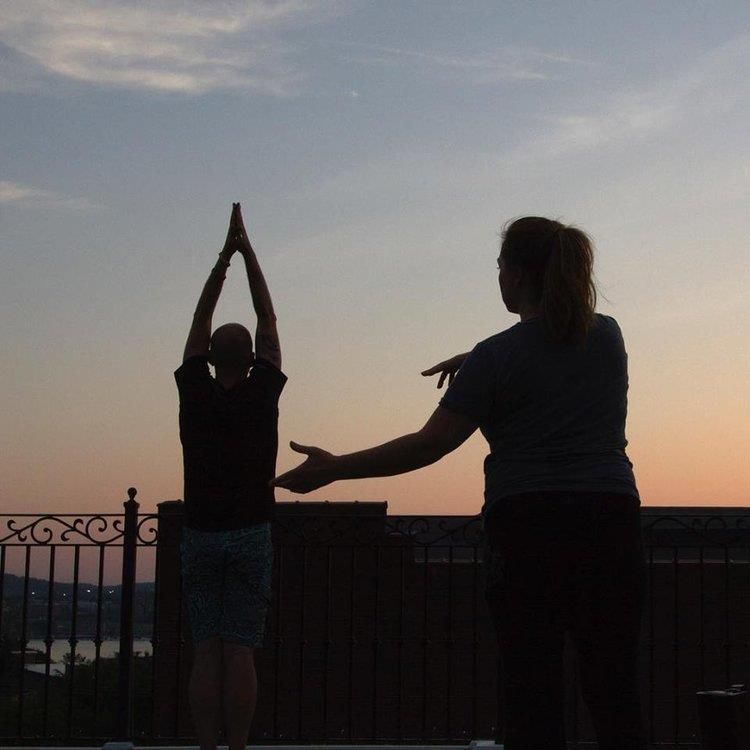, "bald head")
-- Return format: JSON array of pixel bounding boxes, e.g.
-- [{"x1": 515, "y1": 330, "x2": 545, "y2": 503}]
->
[{"x1": 208, "y1": 323, "x2": 254, "y2": 370}]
